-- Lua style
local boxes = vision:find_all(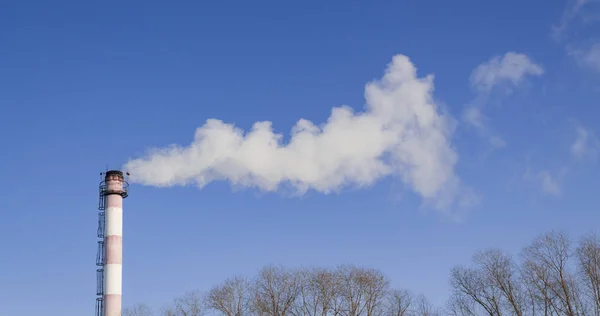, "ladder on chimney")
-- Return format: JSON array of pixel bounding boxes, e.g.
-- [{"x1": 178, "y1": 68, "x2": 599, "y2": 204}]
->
[{"x1": 96, "y1": 182, "x2": 106, "y2": 316}]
